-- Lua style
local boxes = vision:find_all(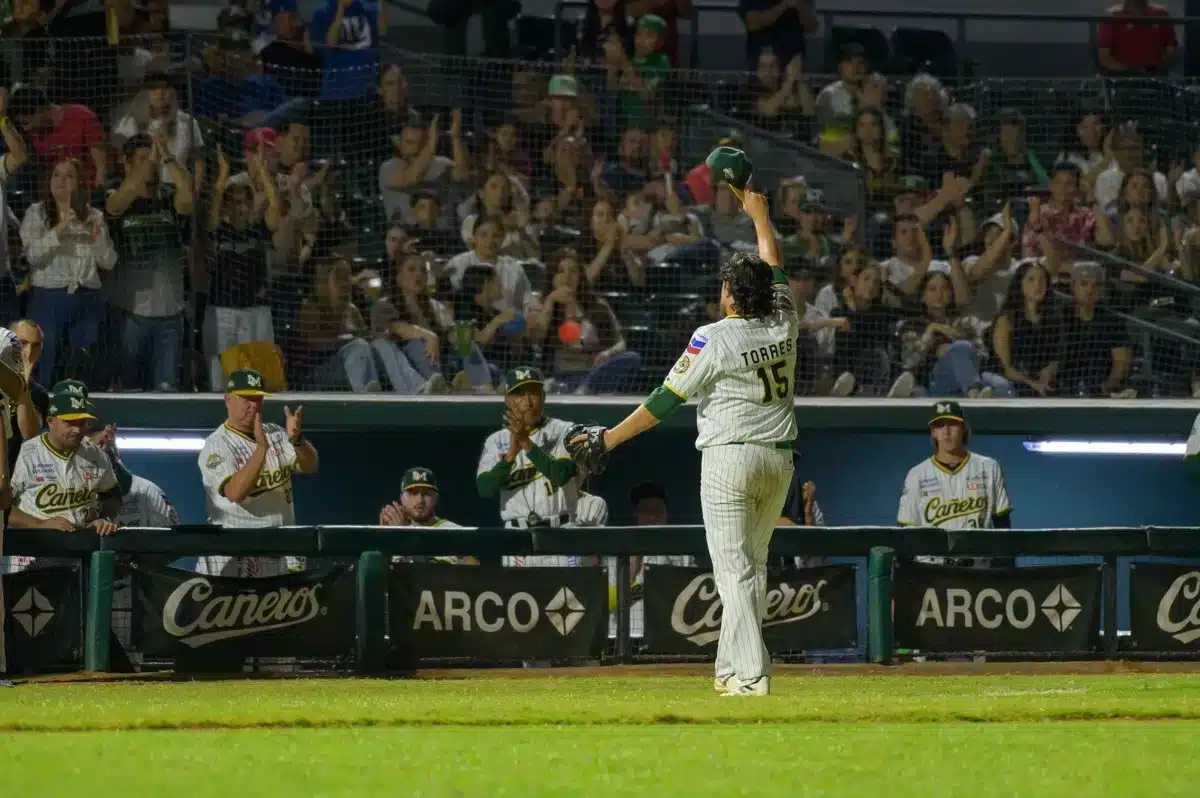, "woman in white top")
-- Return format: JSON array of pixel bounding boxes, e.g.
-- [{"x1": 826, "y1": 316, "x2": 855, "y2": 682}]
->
[
  {"x1": 113, "y1": 73, "x2": 205, "y2": 189},
  {"x1": 19, "y1": 157, "x2": 117, "y2": 387}
]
